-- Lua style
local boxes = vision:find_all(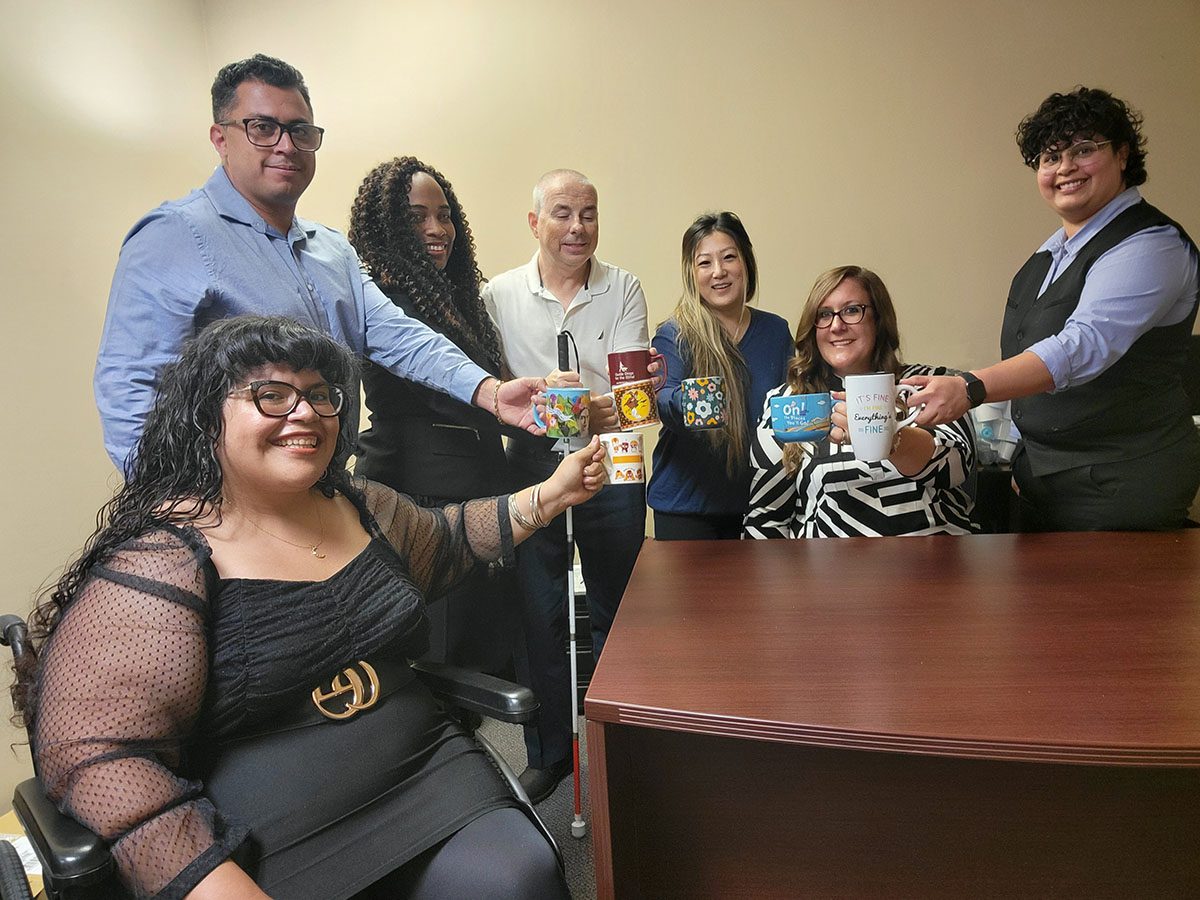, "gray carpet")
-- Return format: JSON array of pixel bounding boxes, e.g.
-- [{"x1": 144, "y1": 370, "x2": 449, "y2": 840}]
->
[{"x1": 478, "y1": 717, "x2": 596, "y2": 900}]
